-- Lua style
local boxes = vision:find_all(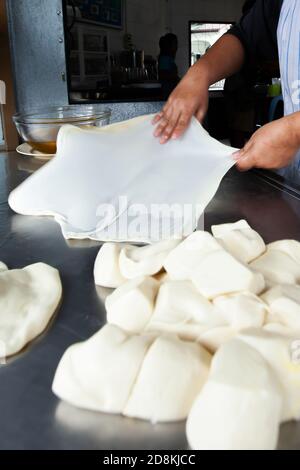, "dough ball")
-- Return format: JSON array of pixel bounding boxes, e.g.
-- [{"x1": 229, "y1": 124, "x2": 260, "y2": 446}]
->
[
  {"x1": 191, "y1": 250, "x2": 265, "y2": 299},
  {"x1": 163, "y1": 231, "x2": 221, "y2": 281},
  {"x1": 263, "y1": 323, "x2": 294, "y2": 335},
  {"x1": 52, "y1": 324, "x2": 153, "y2": 413},
  {"x1": 211, "y1": 219, "x2": 265, "y2": 263},
  {"x1": 250, "y1": 249, "x2": 300, "y2": 285},
  {"x1": 238, "y1": 328, "x2": 300, "y2": 422},
  {"x1": 213, "y1": 292, "x2": 267, "y2": 329},
  {"x1": 0, "y1": 262, "x2": 8, "y2": 272},
  {"x1": 262, "y1": 284, "x2": 300, "y2": 330},
  {"x1": 105, "y1": 276, "x2": 159, "y2": 333},
  {"x1": 124, "y1": 335, "x2": 211, "y2": 423},
  {"x1": 94, "y1": 242, "x2": 130, "y2": 288},
  {"x1": 197, "y1": 326, "x2": 237, "y2": 353},
  {"x1": 147, "y1": 280, "x2": 224, "y2": 341},
  {"x1": 268, "y1": 240, "x2": 300, "y2": 264},
  {"x1": 186, "y1": 339, "x2": 282, "y2": 450},
  {"x1": 0, "y1": 263, "x2": 62, "y2": 357},
  {"x1": 119, "y1": 239, "x2": 181, "y2": 279}
]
